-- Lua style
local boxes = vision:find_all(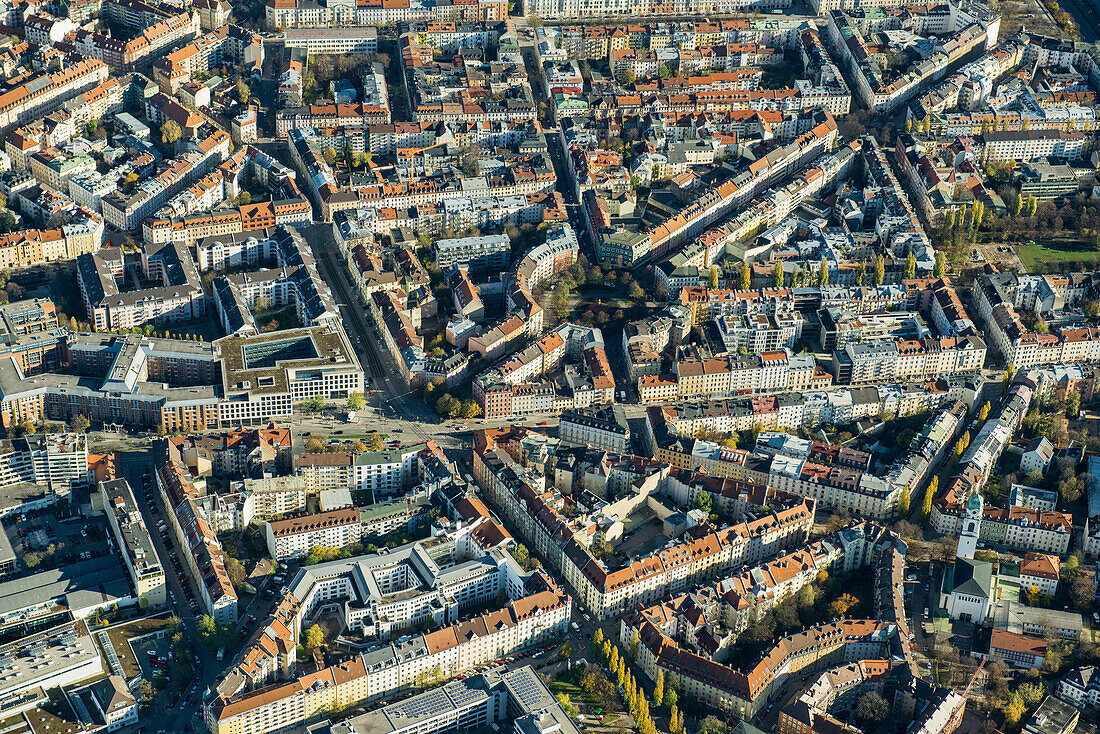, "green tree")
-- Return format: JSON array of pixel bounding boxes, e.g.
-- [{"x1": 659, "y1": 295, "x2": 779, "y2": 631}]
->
[
  {"x1": 709, "y1": 265, "x2": 720, "y2": 289},
  {"x1": 196, "y1": 615, "x2": 218, "y2": 651},
  {"x1": 922, "y1": 475, "x2": 938, "y2": 520},
  {"x1": 653, "y1": 669, "x2": 664, "y2": 708},
  {"x1": 68, "y1": 414, "x2": 90, "y2": 433},
  {"x1": 552, "y1": 287, "x2": 570, "y2": 319},
  {"x1": 874, "y1": 255, "x2": 885, "y2": 286},
  {"x1": 978, "y1": 401, "x2": 991, "y2": 422},
  {"x1": 773, "y1": 261, "x2": 784, "y2": 288},
  {"x1": 695, "y1": 491, "x2": 713, "y2": 515},
  {"x1": 1026, "y1": 195, "x2": 1038, "y2": 216},
  {"x1": 699, "y1": 716, "x2": 727, "y2": 734},
  {"x1": 166, "y1": 616, "x2": 185, "y2": 635},
  {"x1": 300, "y1": 395, "x2": 325, "y2": 413},
  {"x1": 1018, "y1": 682, "x2": 1045, "y2": 708},
  {"x1": 740, "y1": 262, "x2": 751, "y2": 291},
  {"x1": 828, "y1": 593, "x2": 858, "y2": 618},
  {"x1": 347, "y1": 392, "x2": 364, "y2": 411},
  {"x1": 856, "y1": 260, "x2": 865, "y2": 286},
  {"x1": 161, "y1": 120, "x2": 182, "y2": 145},
  {"x1": 818, "y1": 258, "x2": 829, "y2": 286},
  {"x1": 236, "y1": 76, "x2": 250, "y2": 104},
  {"x1": 934, "y1": 250, "x2": 946, "y2": 277},
  {"x1": 1067, "y1": 391, "x2": 1081, "y2": 419},
  {"x1": 435, "y1": 394, "x2": 461, "y2": 418},
  {"x1": 897, "y1": 487, "x2": 910, "y2": 518},
  {"x1": 304, "y1": 623, "x2": 326, "y2": 650},
  {"x1": 855, "y1": 692, "x2": 889, "y2": 725},
  {"x1": 224, "y1": 557, "x2": 246, "y2": 588},
  {"x1": 904, "y1": 251, "x2": 917, "y2": 280},
  {"x1": 1063, "y1": 554, "x2": 1080, "y2": 581}
]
